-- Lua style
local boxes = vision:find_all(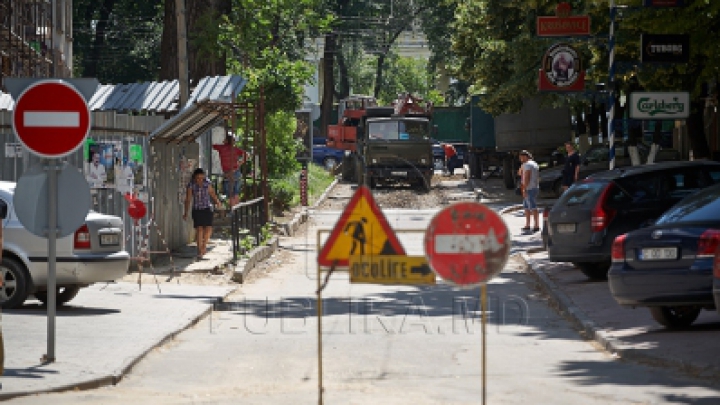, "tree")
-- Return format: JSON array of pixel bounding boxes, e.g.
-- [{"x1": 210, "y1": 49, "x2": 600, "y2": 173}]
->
[
  {"x1": 73, "y1": 0, "x2": 163, "y2": 83},
  {"x1": 160, "y1": 0, "x2": 231, "y2": 83}
]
